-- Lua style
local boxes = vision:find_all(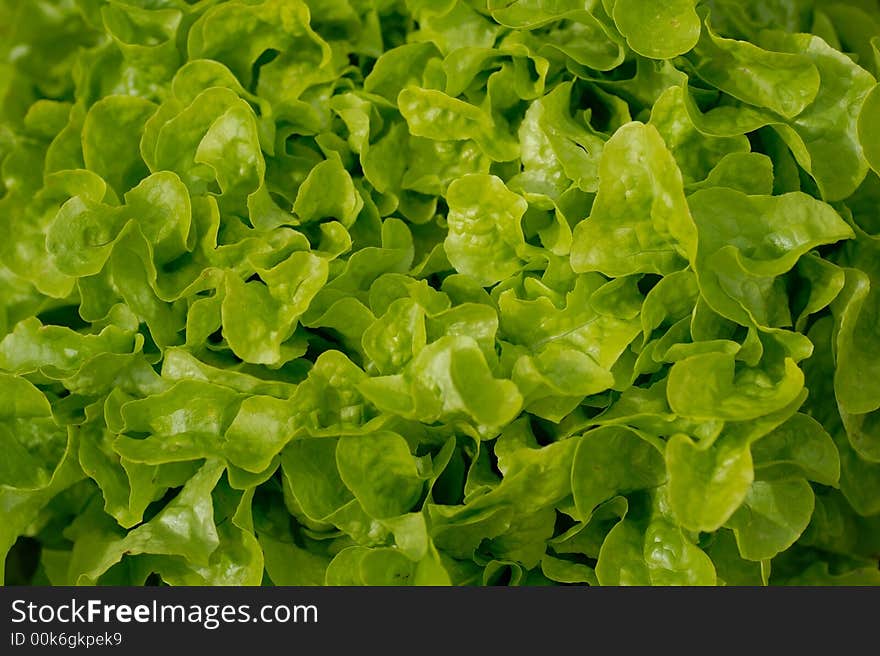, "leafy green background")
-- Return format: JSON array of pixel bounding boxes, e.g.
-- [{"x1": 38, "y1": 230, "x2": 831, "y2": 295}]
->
[{"x1": 1, "y1": 0, "x2": 880, "y2": 586}]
